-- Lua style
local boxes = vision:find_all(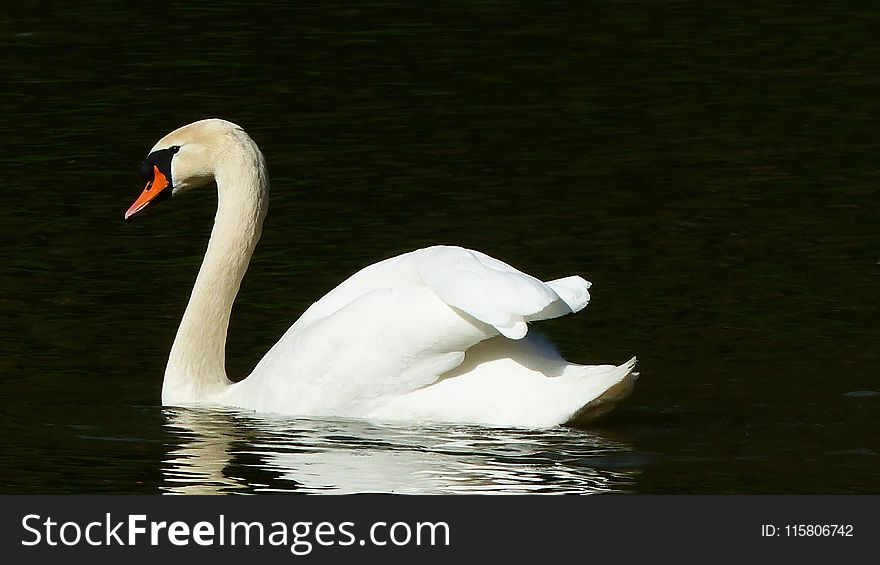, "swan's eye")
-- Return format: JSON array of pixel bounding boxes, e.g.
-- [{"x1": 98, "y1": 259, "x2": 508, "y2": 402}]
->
[
  {"x1": 139, "y1": 146, "x2": 180, "y2": 182},
  {"x1": 139, "y1": 160, "x2": 154, "y2": 181}
]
